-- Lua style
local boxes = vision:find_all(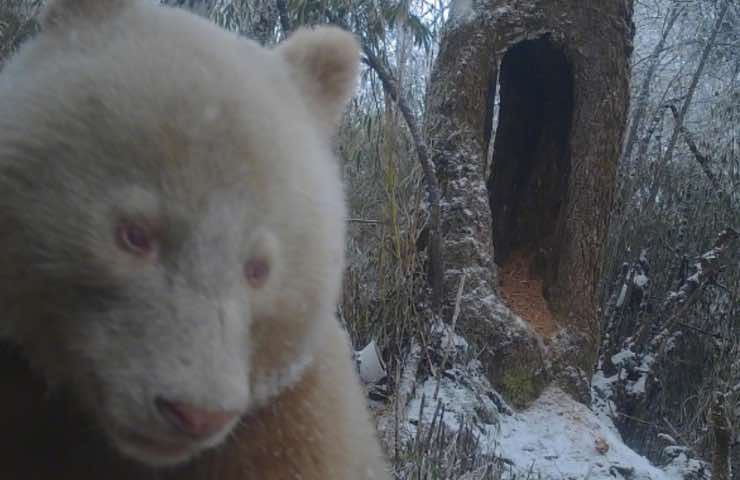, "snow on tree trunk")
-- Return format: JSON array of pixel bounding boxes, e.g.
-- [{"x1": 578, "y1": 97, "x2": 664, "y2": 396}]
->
[{"x1": 425, "y1": 0, "x2": 634, "y2": 404}]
